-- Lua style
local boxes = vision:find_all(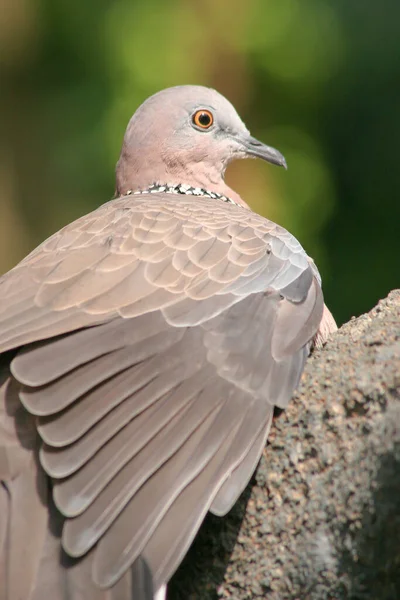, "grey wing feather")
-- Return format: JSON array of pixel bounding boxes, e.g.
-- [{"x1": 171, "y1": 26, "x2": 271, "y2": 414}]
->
[
  {"x1": 0, "y1": 193, "x2": 324, "y2": 597},
  {"x1": 210, "y1": 413, "x2": 273, "y2": 516}
]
